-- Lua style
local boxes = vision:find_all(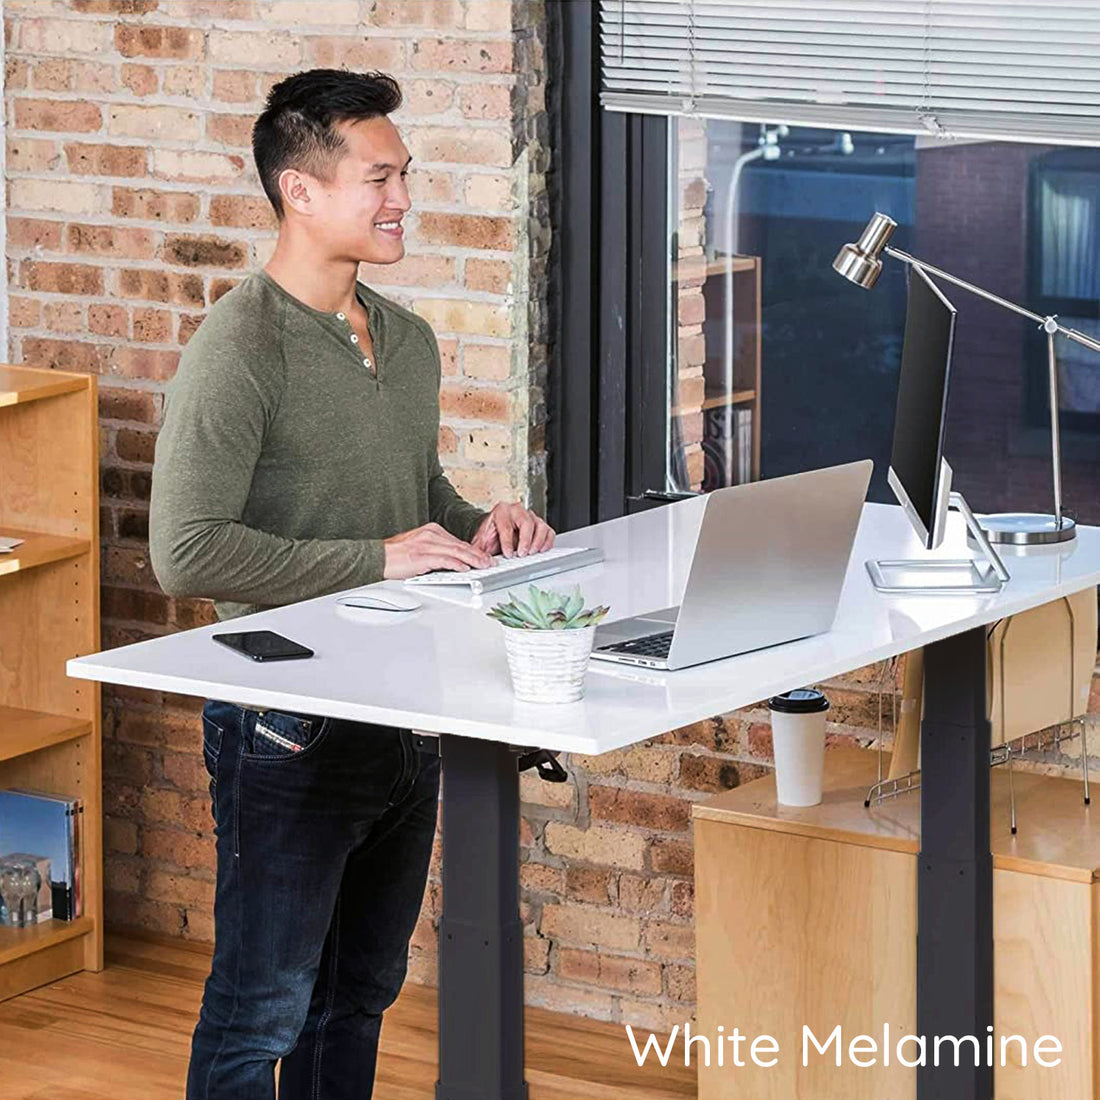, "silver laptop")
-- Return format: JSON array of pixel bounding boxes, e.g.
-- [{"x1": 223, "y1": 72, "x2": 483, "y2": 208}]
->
[{"x1": 591, "y1": 460, "x2": 873, "y2": 671}]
